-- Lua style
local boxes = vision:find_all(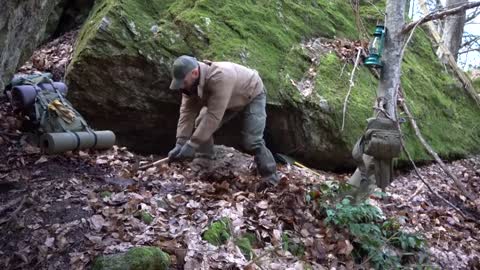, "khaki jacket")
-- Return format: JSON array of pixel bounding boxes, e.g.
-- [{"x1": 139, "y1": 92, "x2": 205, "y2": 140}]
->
[{"x1": 176, "y1": 61, "x2": 264, "y2": 147}]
